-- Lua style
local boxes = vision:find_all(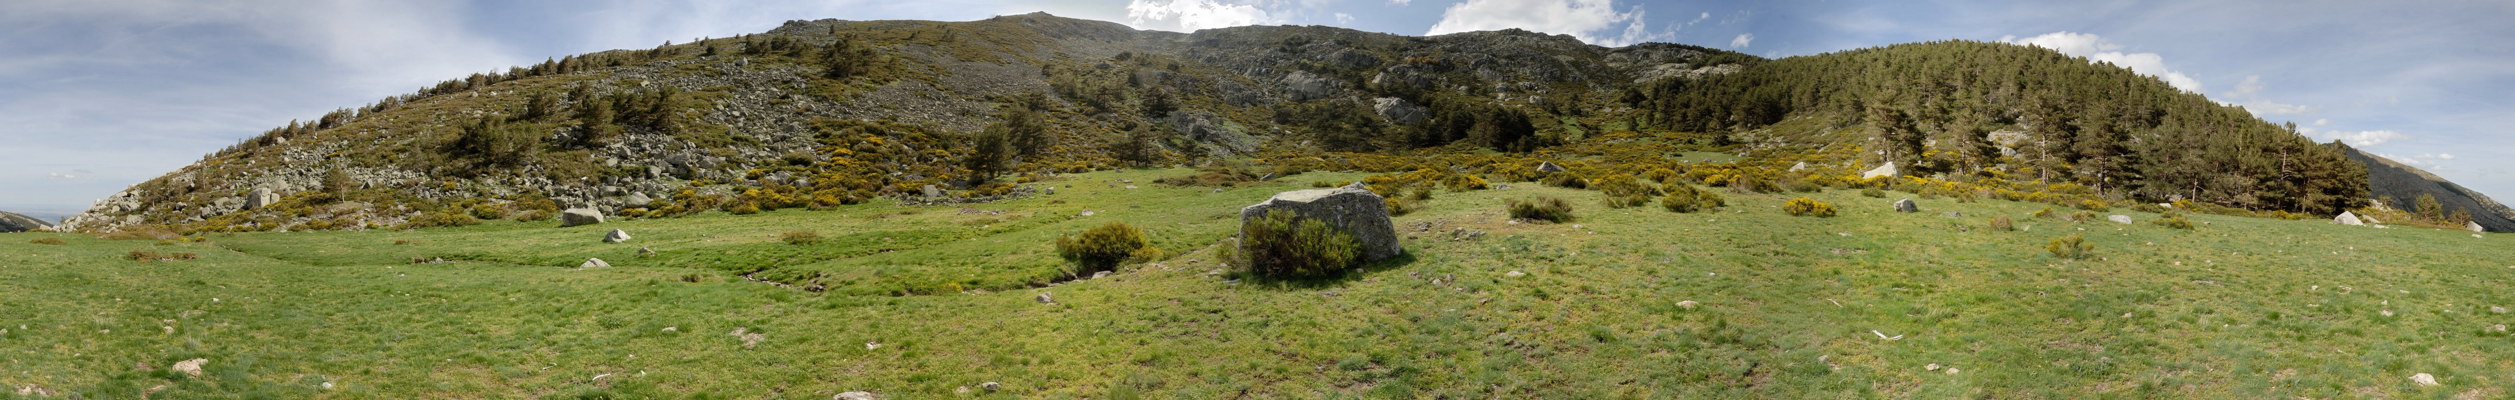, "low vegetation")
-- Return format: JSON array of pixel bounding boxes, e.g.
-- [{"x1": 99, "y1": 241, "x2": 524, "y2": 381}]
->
[
  {"x1": 1055, "y1": 221, "x2": 1151, "y2": 275},
  {"x1": 1783, "y1": 197, "x2": 1837, "y2": 217},
  {"x1": 1238, "y1": 210, "x2": 1359, "y2": 279},
  {"x1": 1506, "y1": 197, "x2": 1575, "y2": 222}
]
